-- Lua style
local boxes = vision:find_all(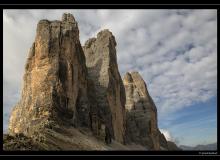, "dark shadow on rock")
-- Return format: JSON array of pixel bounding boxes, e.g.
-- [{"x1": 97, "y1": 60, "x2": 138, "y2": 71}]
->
[{"x1": 86, "y1": 58, "x2": 114, "y2": 144}]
